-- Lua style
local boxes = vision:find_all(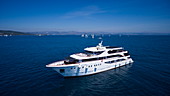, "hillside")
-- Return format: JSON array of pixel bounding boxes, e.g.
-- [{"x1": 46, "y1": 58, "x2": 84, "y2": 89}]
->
[{"x1": 0, "y1": 30, "x2": 34, "y2": 35}]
